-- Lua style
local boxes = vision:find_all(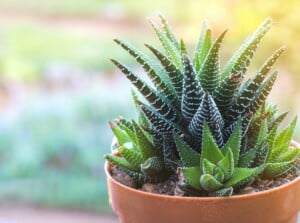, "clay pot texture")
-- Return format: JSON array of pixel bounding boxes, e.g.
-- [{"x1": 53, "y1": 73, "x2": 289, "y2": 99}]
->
[{"x1": 106, "y1": 161, "x2": 300, "y2": 223}]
